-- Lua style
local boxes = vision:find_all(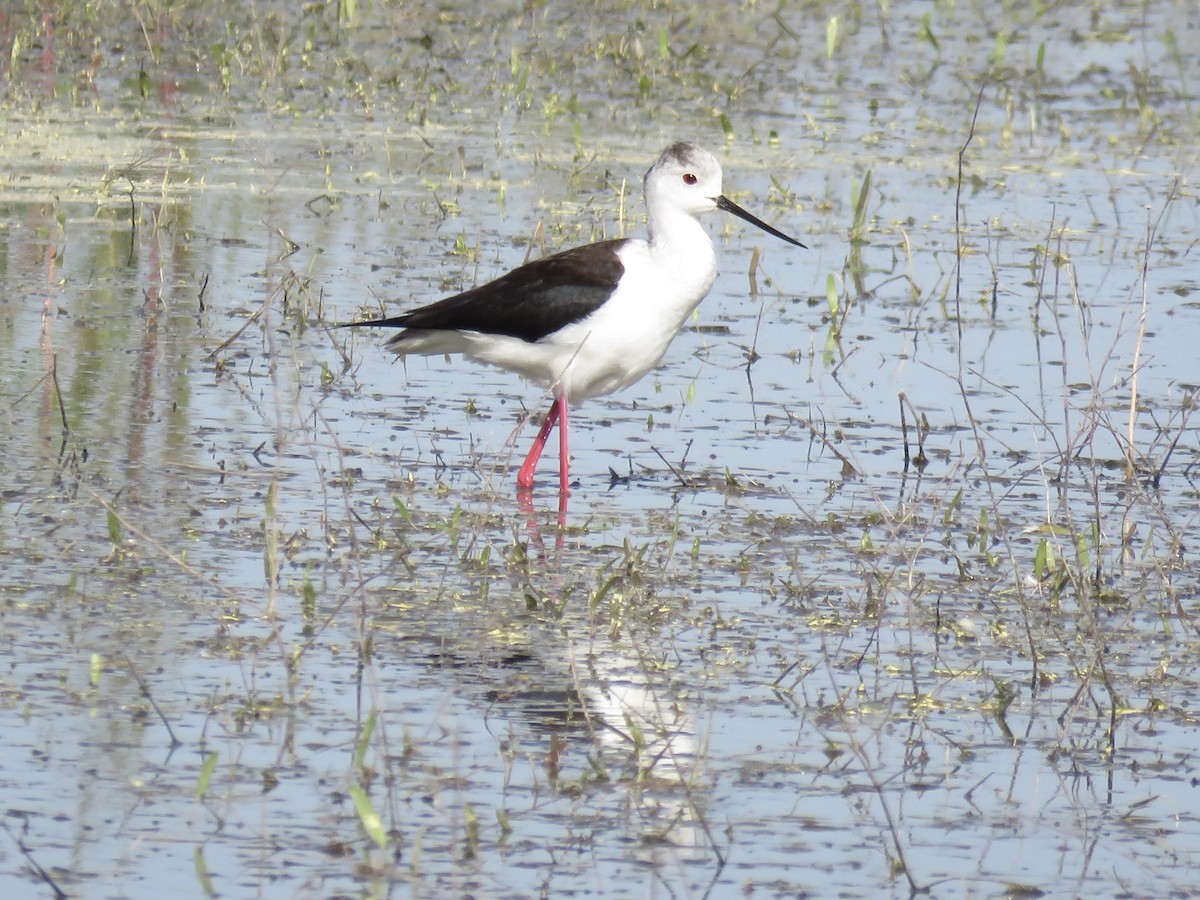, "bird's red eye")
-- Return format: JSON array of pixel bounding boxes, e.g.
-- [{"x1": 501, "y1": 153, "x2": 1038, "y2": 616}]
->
[{"x1": 682, "y1": 172, "x2": 697, "y2": 185}]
